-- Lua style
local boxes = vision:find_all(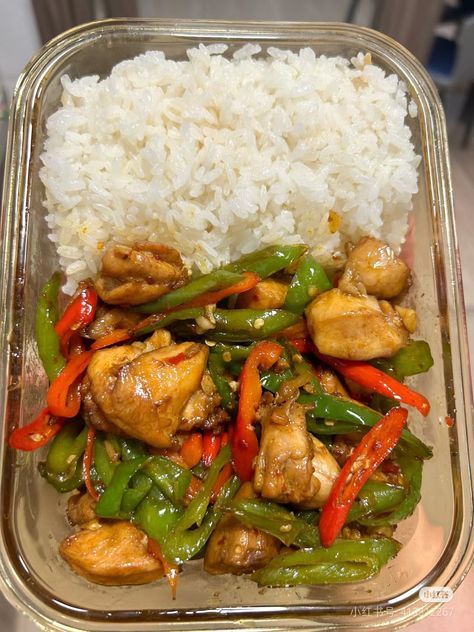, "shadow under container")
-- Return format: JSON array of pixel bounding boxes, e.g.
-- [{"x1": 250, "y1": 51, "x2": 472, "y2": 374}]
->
[{"x1": 0, "y1": 18, "x2": 473, "y2": 632}]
